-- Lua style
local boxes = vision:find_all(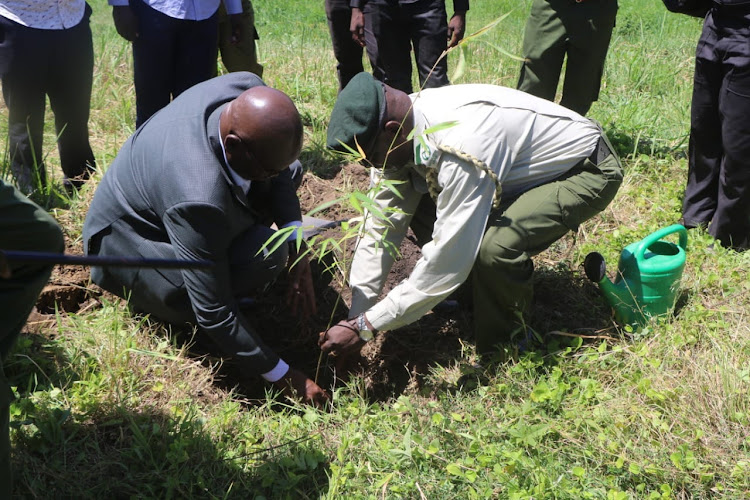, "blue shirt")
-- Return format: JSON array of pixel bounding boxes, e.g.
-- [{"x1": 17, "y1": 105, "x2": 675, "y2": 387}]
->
[{"x1": 108, "y1": 0, "x2": 242, "y2": 19}]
